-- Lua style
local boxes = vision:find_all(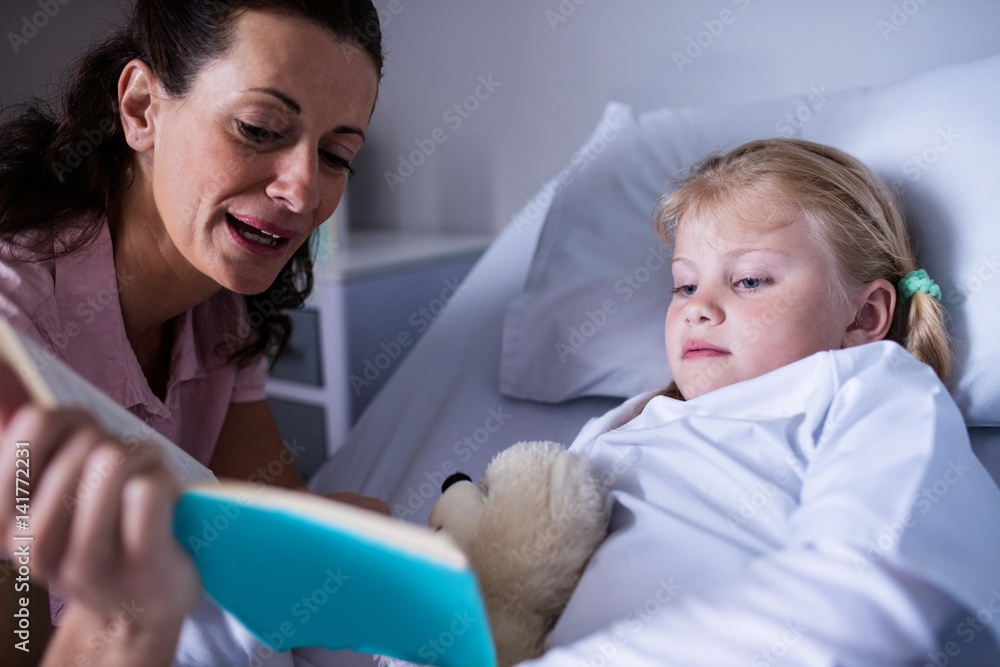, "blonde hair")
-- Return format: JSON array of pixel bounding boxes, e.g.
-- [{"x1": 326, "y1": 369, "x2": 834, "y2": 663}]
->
[{"x1": 650, "y1": 138, "x2": 950, "y2": 403}]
